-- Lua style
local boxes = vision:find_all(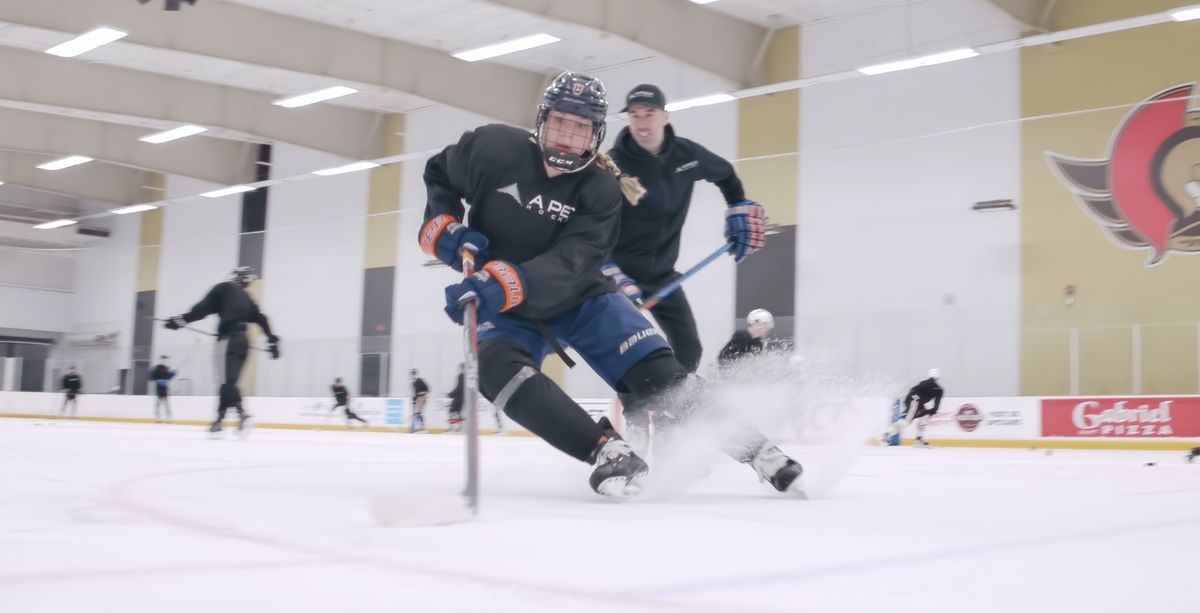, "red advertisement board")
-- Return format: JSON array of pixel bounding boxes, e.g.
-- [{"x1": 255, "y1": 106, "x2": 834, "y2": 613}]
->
[{"x1": 1041, "y1": 397, "x2": 1200, "y2": 437}]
